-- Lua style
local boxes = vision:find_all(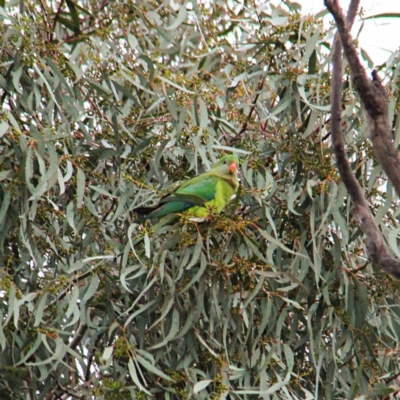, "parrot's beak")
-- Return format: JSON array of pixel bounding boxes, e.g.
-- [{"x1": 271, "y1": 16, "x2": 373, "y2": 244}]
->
[{"x1": 229, "y1": 162, "x2": 237, "y2": 173}]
